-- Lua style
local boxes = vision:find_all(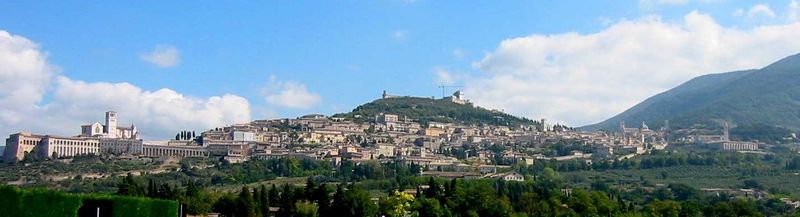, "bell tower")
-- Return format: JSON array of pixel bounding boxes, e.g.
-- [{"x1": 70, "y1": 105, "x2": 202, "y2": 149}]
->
[{"x1": 105, "y1": 111, "x2": 118, "y2": 138}]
